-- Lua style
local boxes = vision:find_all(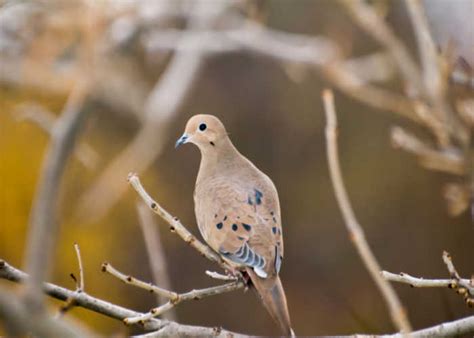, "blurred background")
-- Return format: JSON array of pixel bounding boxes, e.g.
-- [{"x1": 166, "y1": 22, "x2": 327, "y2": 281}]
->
[{"x1": 0, "y1": 0, "x2": 473, "y2": 336}]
